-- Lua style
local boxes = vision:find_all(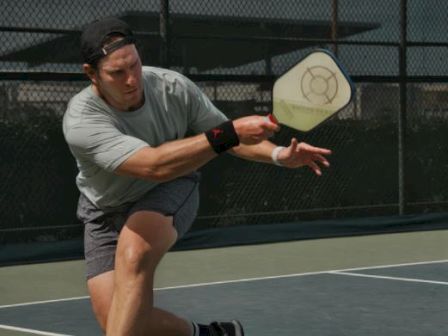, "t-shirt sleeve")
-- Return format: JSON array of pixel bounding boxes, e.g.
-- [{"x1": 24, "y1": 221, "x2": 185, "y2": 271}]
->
[
  {"x1": 182, "y1": 76, "x2": 229, "y2": 133},
  {"x1": 64, "y1": 118, "x2": 148, "y2": 173}
]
